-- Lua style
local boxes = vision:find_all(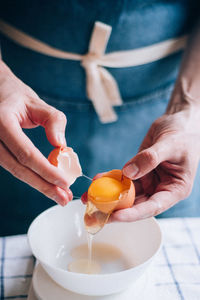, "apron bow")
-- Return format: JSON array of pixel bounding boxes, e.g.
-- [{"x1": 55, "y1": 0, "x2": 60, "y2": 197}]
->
[{"x1": 81, "y1": 22, "x2": 122, "y2": 123}]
